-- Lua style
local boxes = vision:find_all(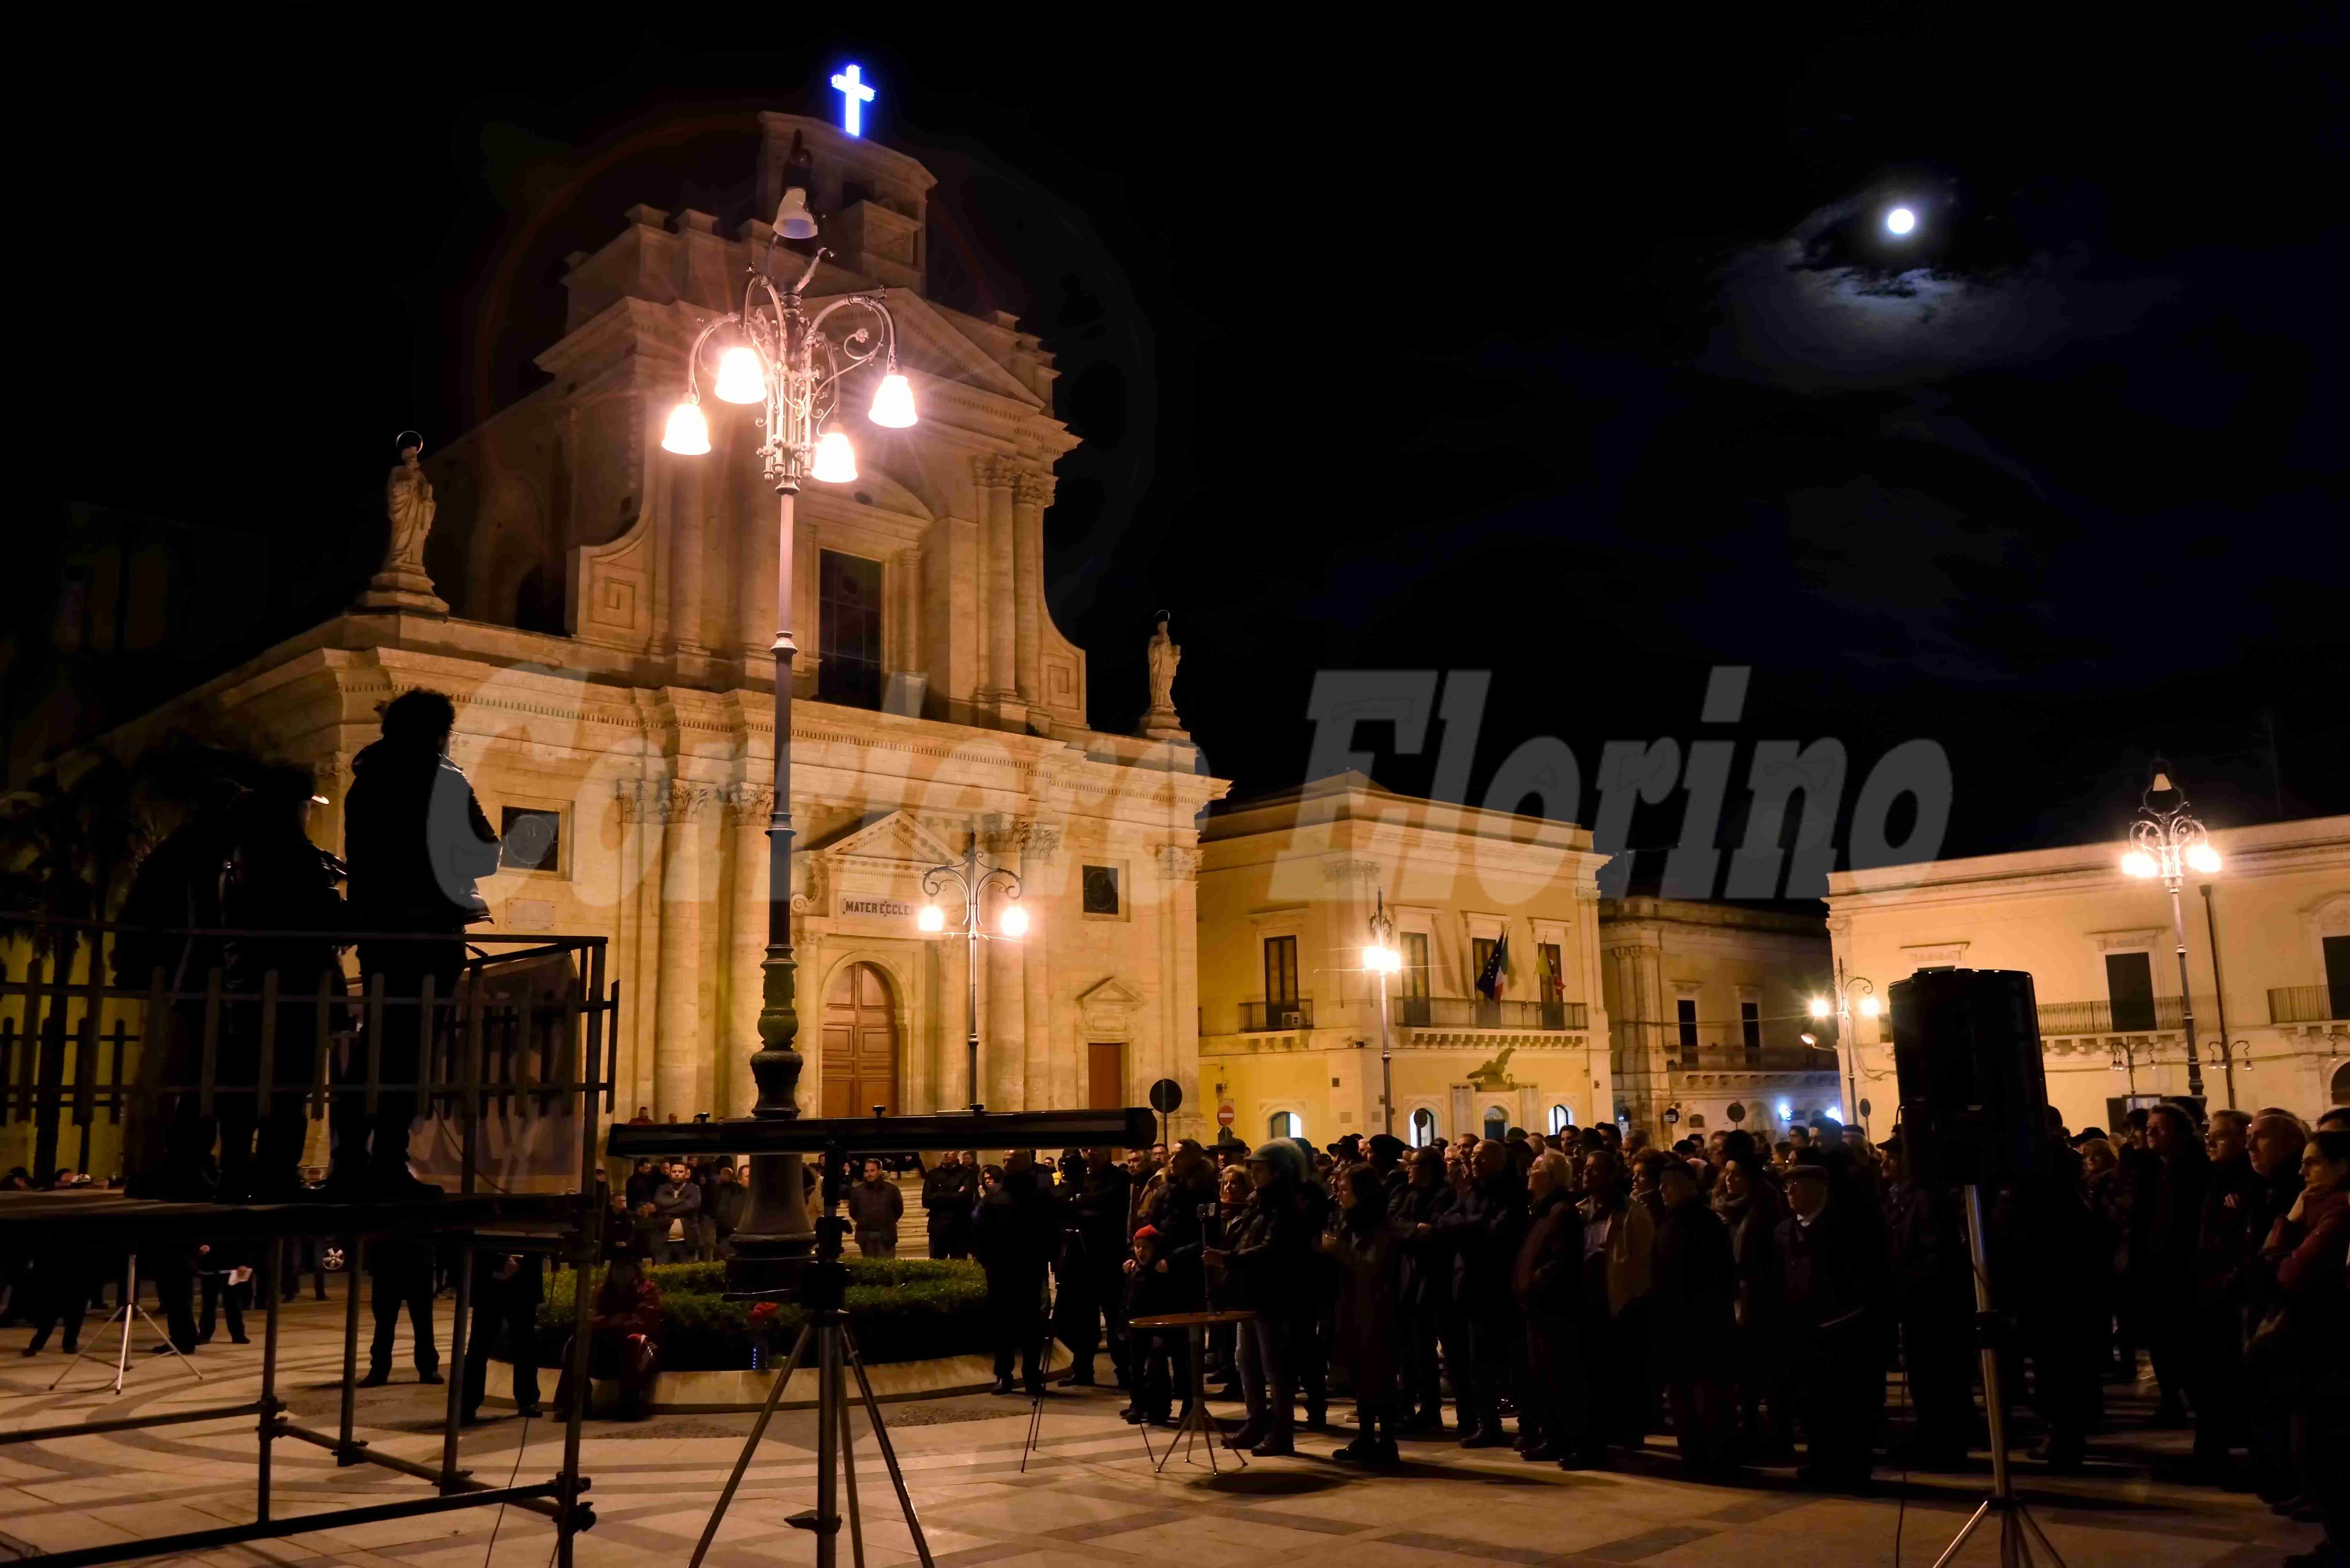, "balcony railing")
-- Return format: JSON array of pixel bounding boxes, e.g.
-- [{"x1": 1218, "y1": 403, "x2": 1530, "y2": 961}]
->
[
  {"x1": 2035, "y1": 996, "x2": 2201, "y2": 1036},
  {"x1": 1610, "y1": 1019, "x2": 1826, "y2": 1071},
  {"x1": 2268, "y1": 984, "x2": 2350, "y2": 1026},
  {"x1": 1399, "y1": 997, "x2": 1587, "y2": 1031},
  {"x1": 1241, "y1": 998, "x2": 1314, "y2": 1032}
]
